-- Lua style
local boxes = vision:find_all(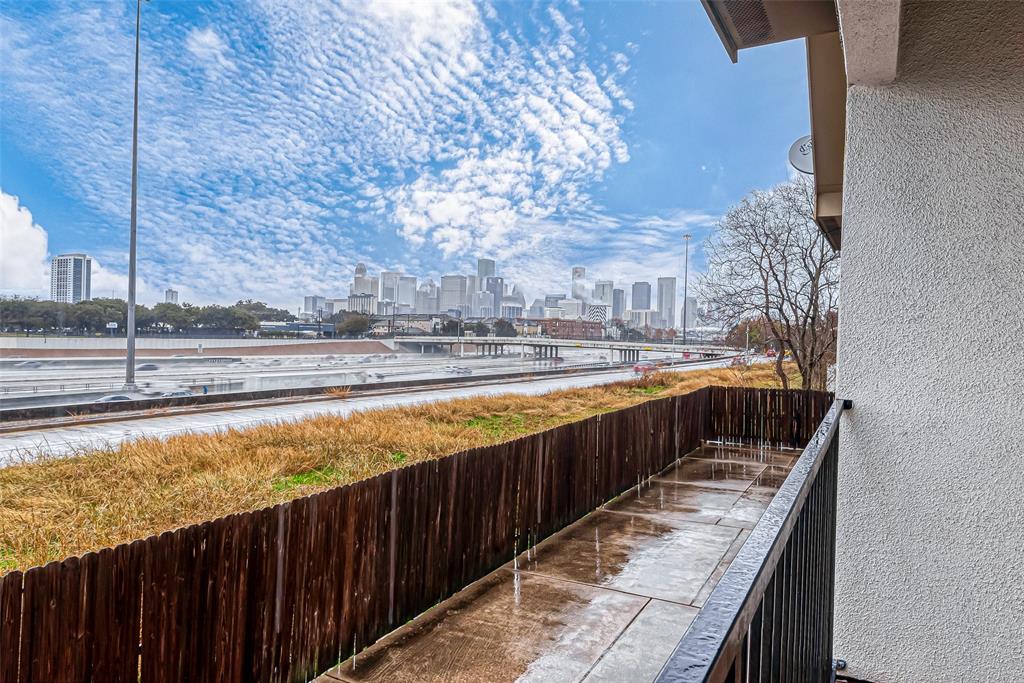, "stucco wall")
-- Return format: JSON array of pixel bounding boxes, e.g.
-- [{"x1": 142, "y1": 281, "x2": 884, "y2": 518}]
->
[{"x1": 835, "y1": 2, "x2": 1024, "y2": 680}]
